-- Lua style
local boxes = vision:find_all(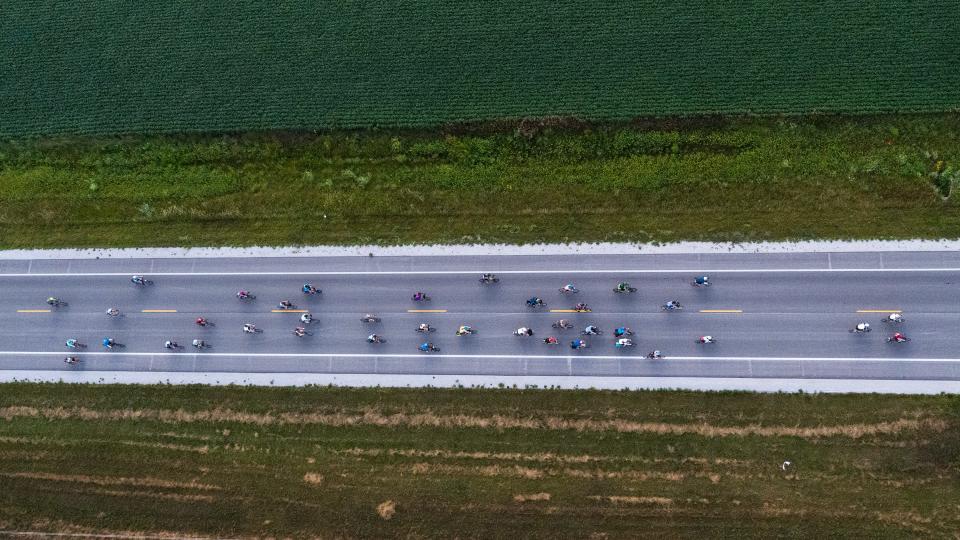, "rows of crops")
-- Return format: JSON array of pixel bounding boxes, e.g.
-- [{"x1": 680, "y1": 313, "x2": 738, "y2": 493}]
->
[{"x1": 2, "y1": 1, "x2": 959, "y2": 136}]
